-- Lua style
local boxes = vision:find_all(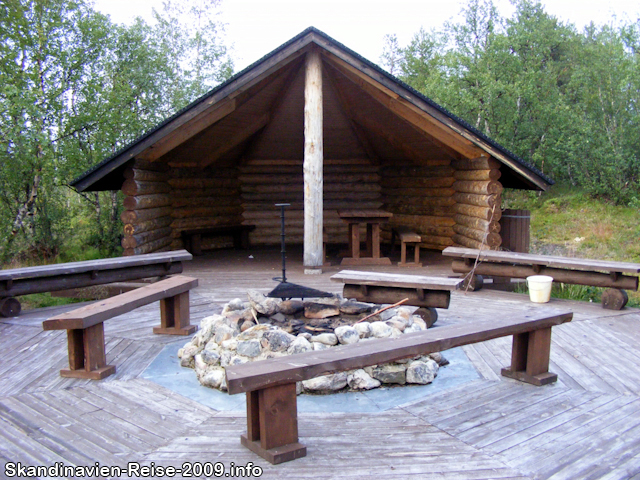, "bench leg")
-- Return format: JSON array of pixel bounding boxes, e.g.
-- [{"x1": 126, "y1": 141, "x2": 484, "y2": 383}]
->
[
  {"x1": 154, "y1": 292, "x2": 197, "y2": 335},
  {"x1": 400, "y1": 241, "x2": 407, "y2": 266},
  {"x1": 191, "y1": 234, "x2": 203, "y2": 256},
  {"x1": 60, "y1": 324, "x2": 116, "y2": 380},
  {"x1": 234, "y1": 230, "x2": 251, "y2": 249},
  {"x1": 241, "y1": 384, "x2": 306, "y2": 464},
  {"x1": 601, "y1": 288, "x2": 628, "y2": 310},
  {"x1": 398, "y1": 242, "x2": 422, "y2": 267},
  {"x1": 502, "y1": 328, "x2": 557, "y2": 386},
  {"x1": 348, "y1": 223, "x2": 360, "y2": 260}
]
